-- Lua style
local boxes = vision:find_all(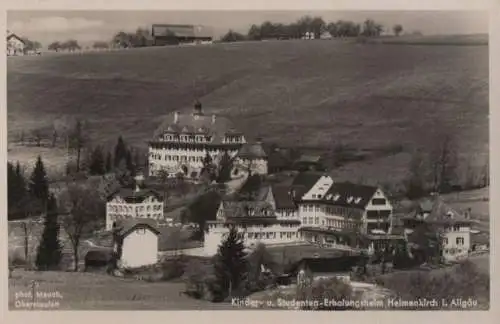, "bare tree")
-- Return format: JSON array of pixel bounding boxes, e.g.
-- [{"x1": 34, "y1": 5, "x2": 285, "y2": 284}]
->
[
  {"x1": 31, "y1": 129, "x2": 43, "y2": 147},
  {"x1": 393, "y1": 24, "x2": 403, "y2": 36},
  {"x1": 68, "y1": 119, "x2": 89, "y2": 173},
  {"x1": 428, "y1": 135, "x2": 458, "y2": 193},
  {"x1": 58, "y1": 183, "x2": 103, "y2": 271}
]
